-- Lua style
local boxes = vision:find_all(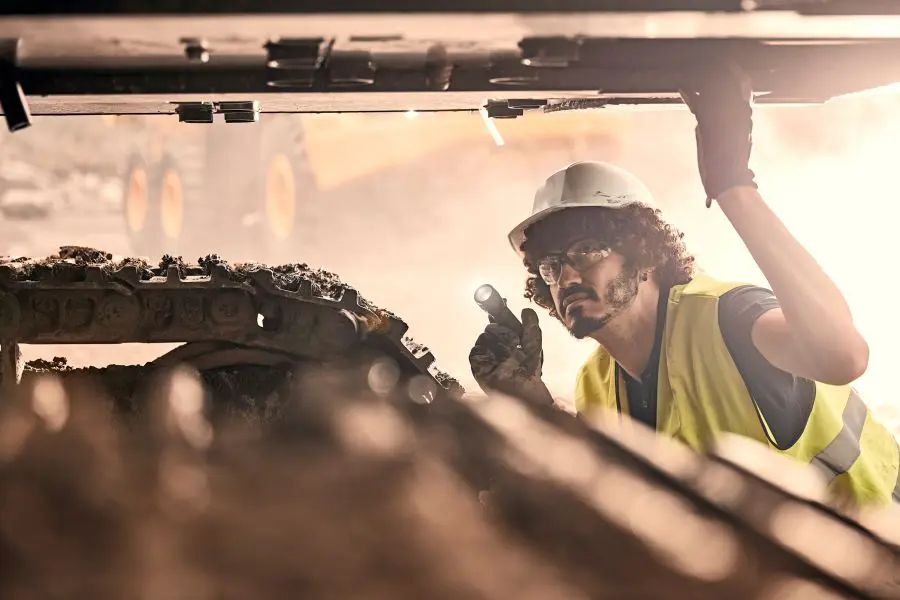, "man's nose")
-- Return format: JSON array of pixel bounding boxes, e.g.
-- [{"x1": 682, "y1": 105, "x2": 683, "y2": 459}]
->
[{"x1": 557, "y1": 262, "x2": 582, "y2": 288}]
